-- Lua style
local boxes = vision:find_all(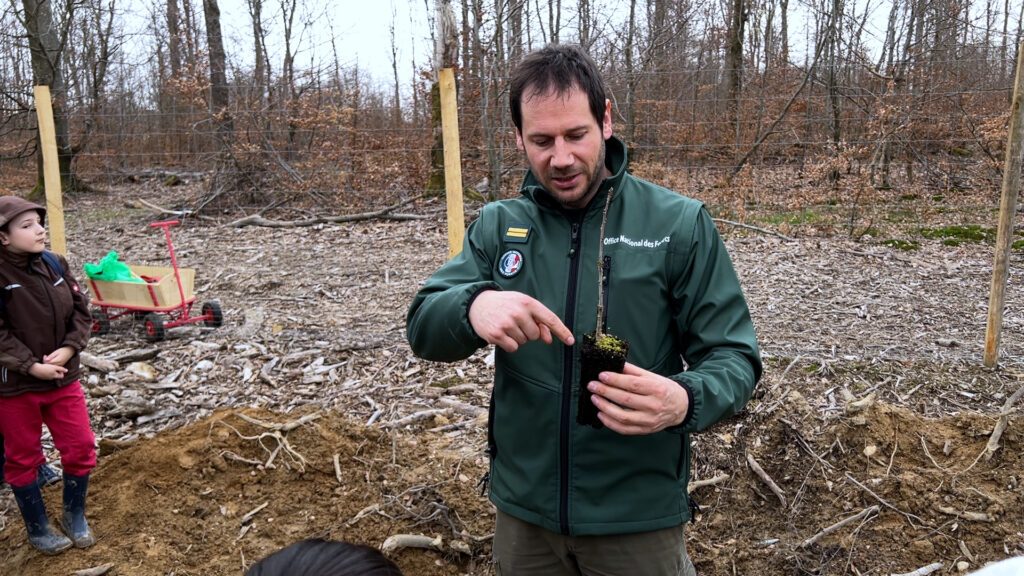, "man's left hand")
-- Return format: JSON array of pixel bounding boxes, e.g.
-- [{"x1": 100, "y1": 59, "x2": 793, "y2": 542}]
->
[{"x1": 587, "y1": 362, "x2": 689, "y2": 435}]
